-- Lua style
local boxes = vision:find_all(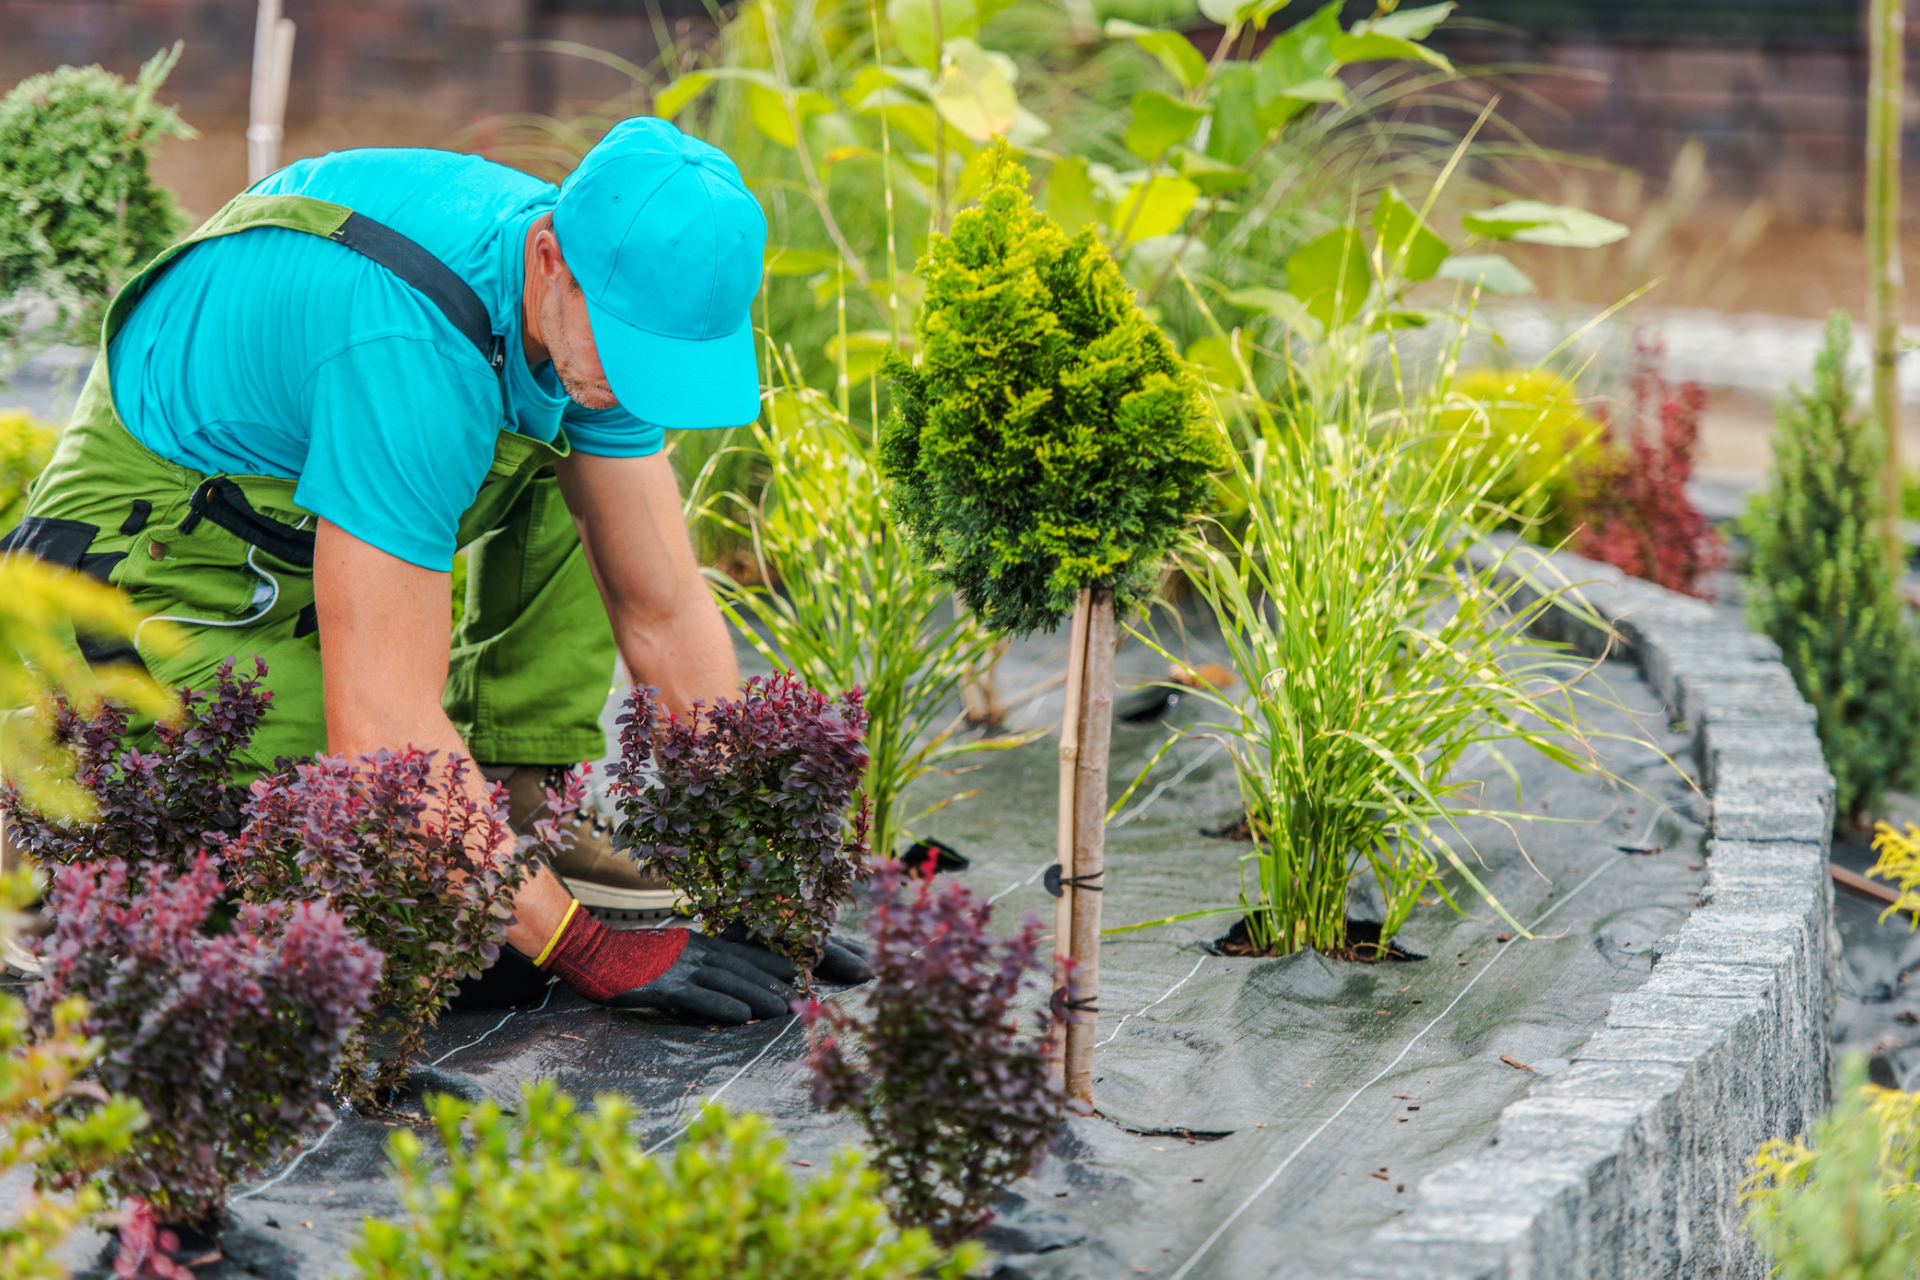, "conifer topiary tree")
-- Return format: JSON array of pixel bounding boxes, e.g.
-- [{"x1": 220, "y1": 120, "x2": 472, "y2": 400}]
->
[
  {"x1": 878, "y1": 148, "x2": 1220, "y2": 639},
  {"x1": 1746, "y1": 312, "x2": 1920, "y2": 821}
]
